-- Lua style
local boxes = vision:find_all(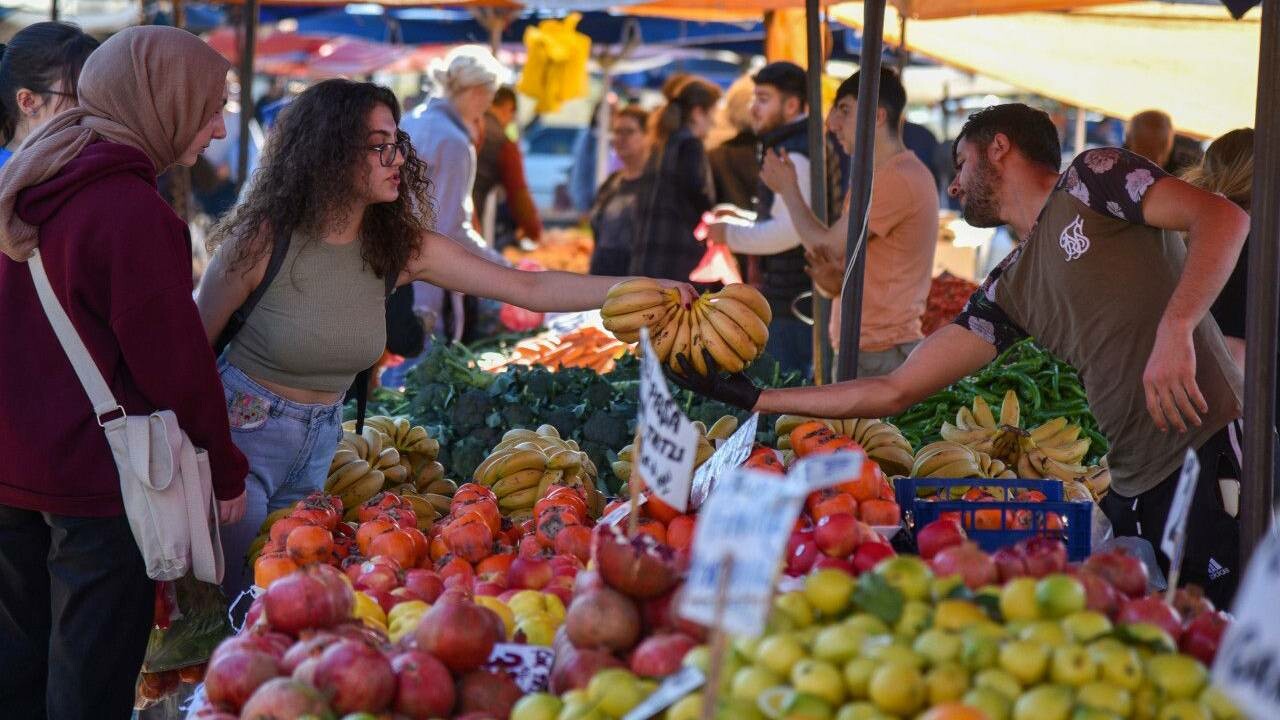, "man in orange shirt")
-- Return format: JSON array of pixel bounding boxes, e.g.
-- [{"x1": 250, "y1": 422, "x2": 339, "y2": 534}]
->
[{"x1": 761, "y1": 68, "x2": 939, "y2": 377}]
